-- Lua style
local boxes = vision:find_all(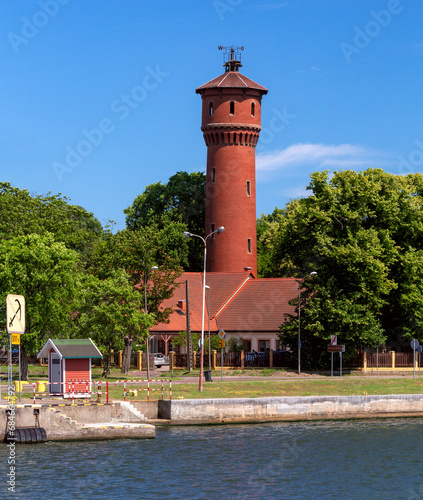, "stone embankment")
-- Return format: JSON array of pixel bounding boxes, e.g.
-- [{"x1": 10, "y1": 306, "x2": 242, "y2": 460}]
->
[
  {"x1": 3, "y1": 394, "x2": 423, "y2": 443},
  {"x1": 0, "y1": 401, "x2": 155, "y2": 442},
  {"x1": 154, "y1": 394, "x2": 423, "y2": 424}
]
